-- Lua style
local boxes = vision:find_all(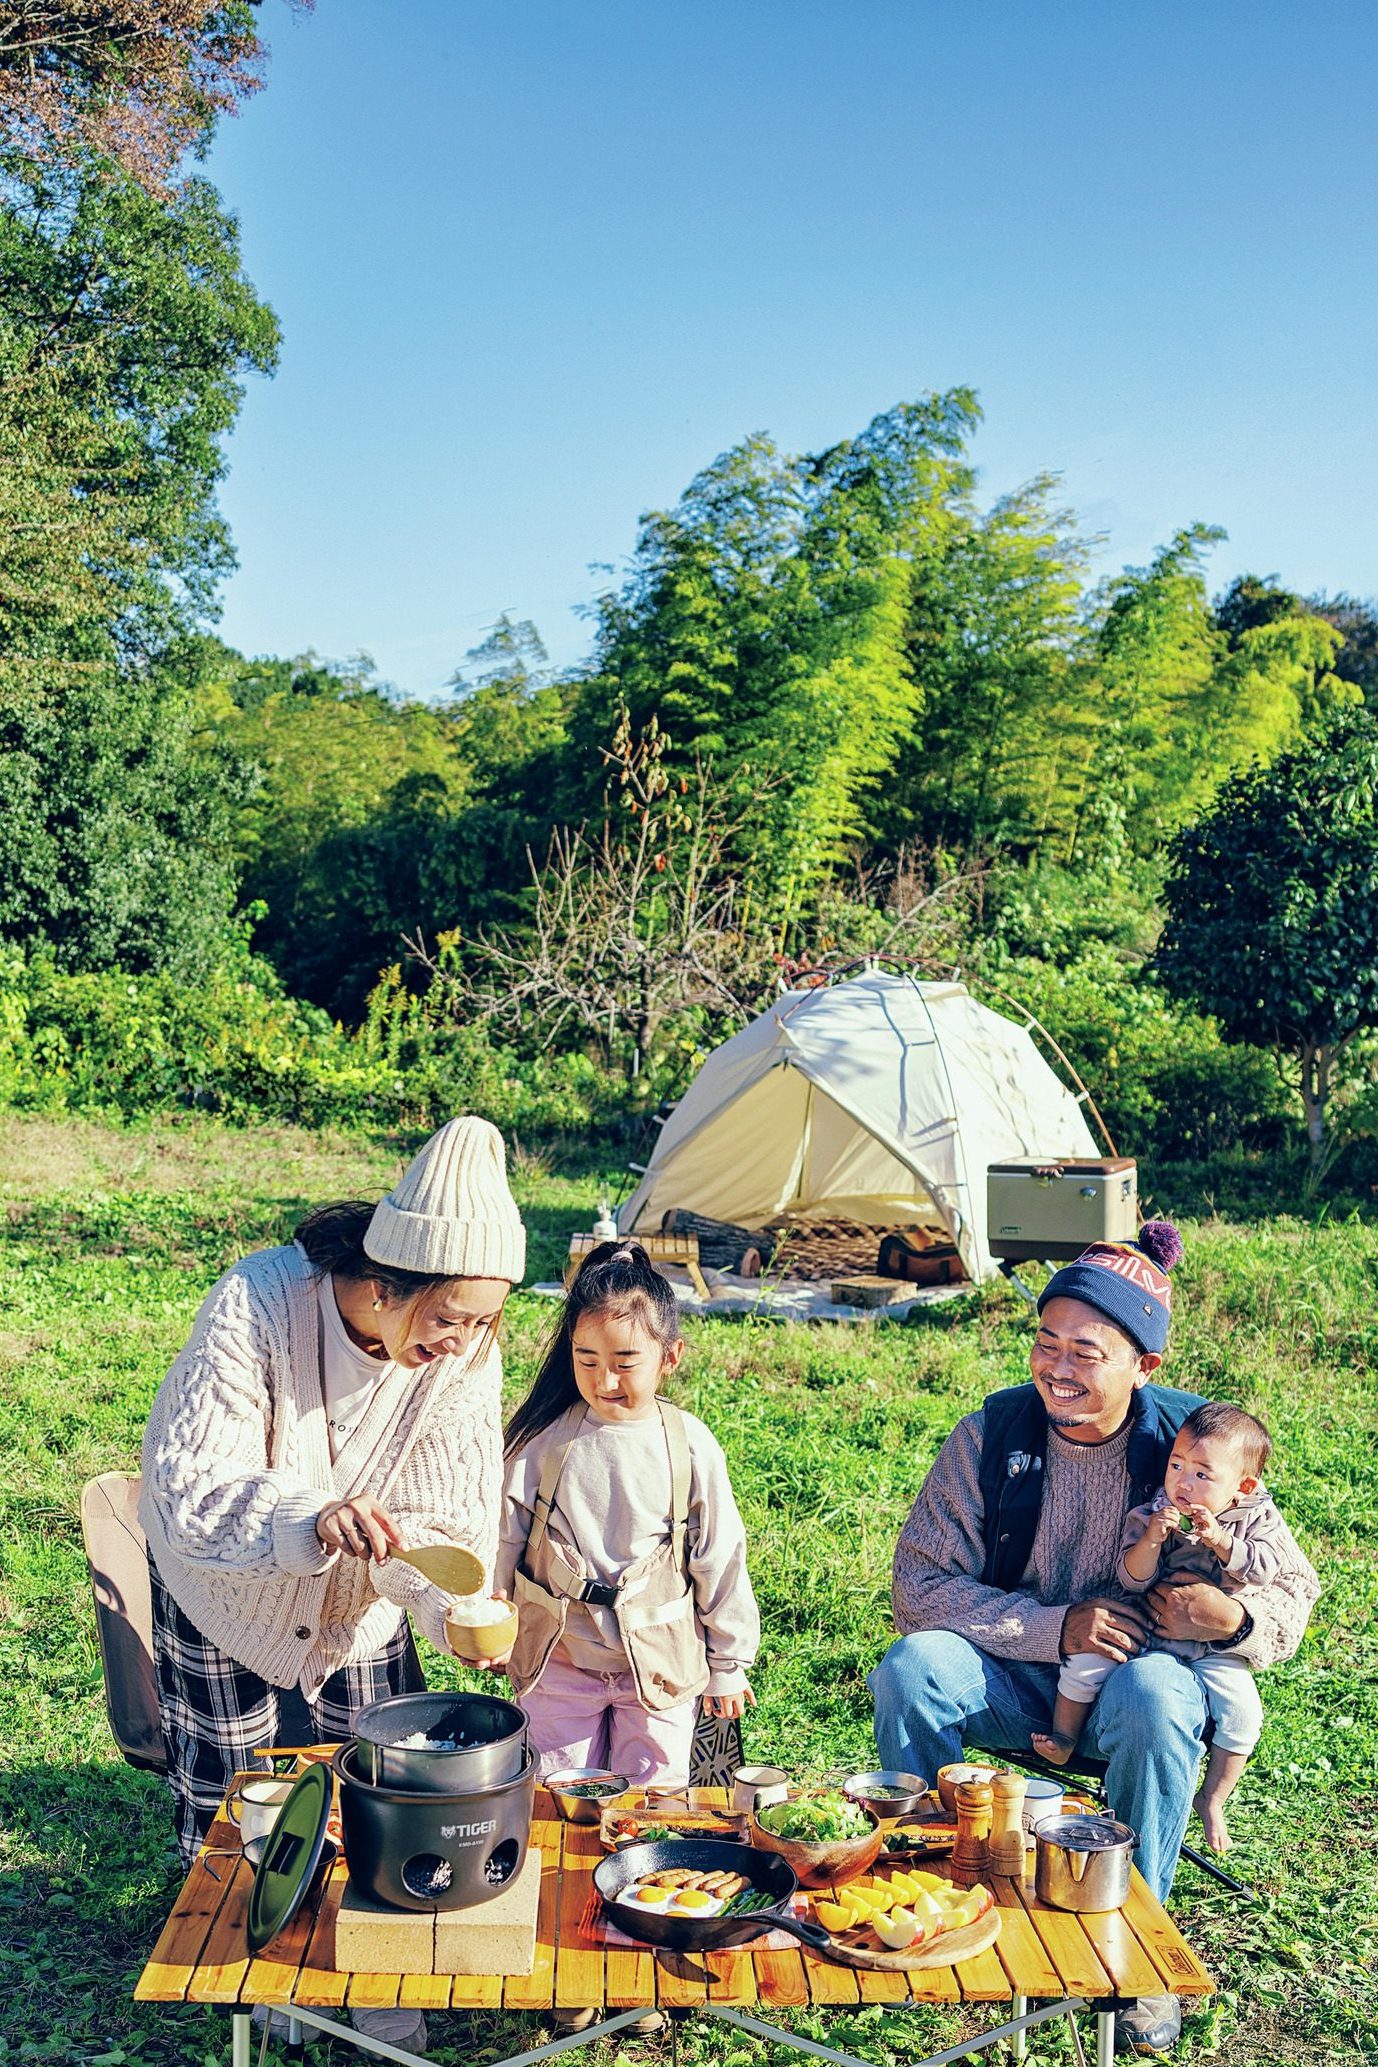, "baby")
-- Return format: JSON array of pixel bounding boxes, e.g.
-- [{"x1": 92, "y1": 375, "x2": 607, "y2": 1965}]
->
[{"x1": 1032, "y1": 1401, "x2": 1284, "y2": 1851}]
